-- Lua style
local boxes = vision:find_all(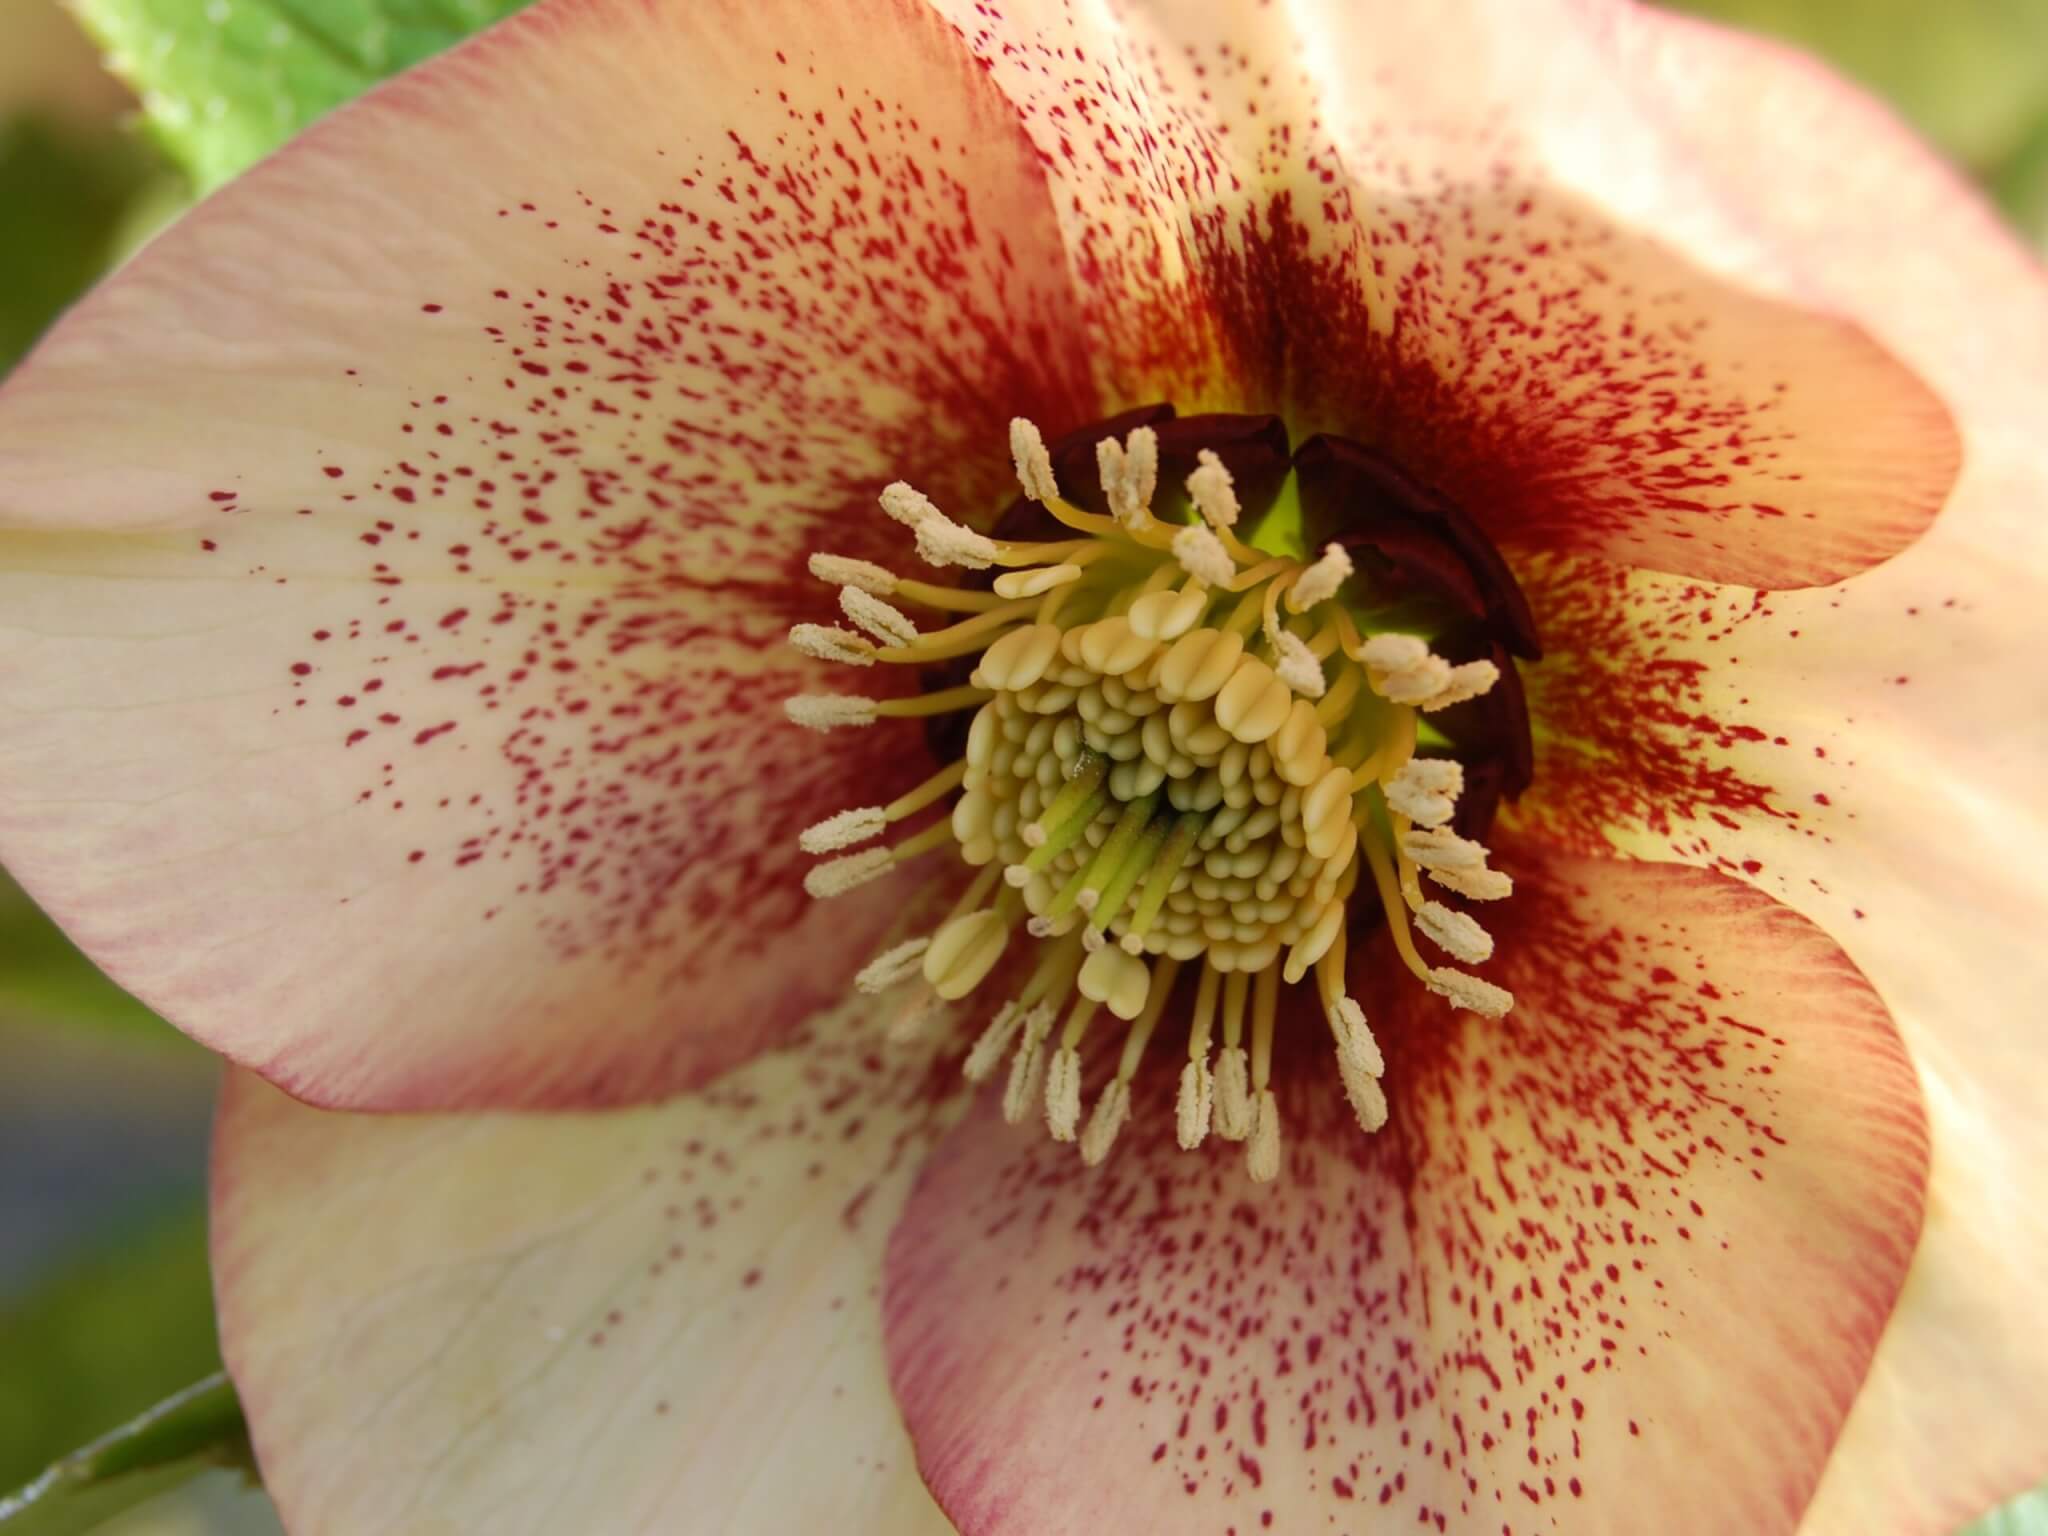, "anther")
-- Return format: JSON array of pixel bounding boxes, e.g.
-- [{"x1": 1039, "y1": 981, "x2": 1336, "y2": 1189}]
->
[
  {"x1": 1002, "y1": 1004, "x2": 1056, "y2": 1124},
  {"x1": 1420, "y1": 658, "x2": 1500, "y2": 712},
  {"x1": 804, "y1": 847, "x2": 893, "y2": 898},
  {"x1": 1186, "y1": 448, "x2": 1240, "y2": 529},
  {"x1": 800, "y1": 805, "x2": 888, "y2": 854},
  {"x1": 855, "y1": 937, "x2": 930, "y2": 993},
  {"x1": 840, "y1": 586, "x2": 920, "y2": 645},
  {"x1": 1171, "y1": 524, "x2": 1235, "y2": 586},
  {"x1": 879, "y1": 481, "x2": 940, "y2": 529},
  {"x1": 809, "y1": 552, "x2": 897, "y2": 594},
  {"x1": 914, "y1": 516, "x2": 1000, "y2": 571},
  {"x1": 1213, "y1": 1046, "x2": 1253, "y2": 1140},
  {"x1": 1384, "y1": 757, "x2": 1463, "y2": 827},
  {"x1": 1286, "y1": 543, "x2": 1354, "y2": 612},
  {"x1": 1247, "y1": 1089, "x2": 1282, "y2": 1183},
  {"x1": 788, "y1": 623, "x2": 876, "y2": 667},
  {"x1": 923, "y1": 906, "x2": 1014, "y2": 998},
  {"x1": 1045, "y1": 1046, "x2": 1084, "y2": 1141},
  {"x1": 1010, "y1": 417, "x2": 1060, "y2": 503},
  {"x1": 785, "y1": 694, "x2": 878, "y2": 731},
  {"x1": 1098, "y1": 426, "x2": 1160, "y2": 526},
  {"x1": 1271, "y1": 632, "x2": 1327, "y2": 699},
  {"x1": 1080, "y1": 1078, "x2": 1132, "y2": 1166},
  {"x1": 1416, "y1": 900, "x2": 1494, "y2": 964},
  {"x1": 1427, "y1": 966, "x2": 1515, "y2": 1018},
  {"x1": 963, "y1": 1001, "x2": 1026, "y2": 1082}
]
